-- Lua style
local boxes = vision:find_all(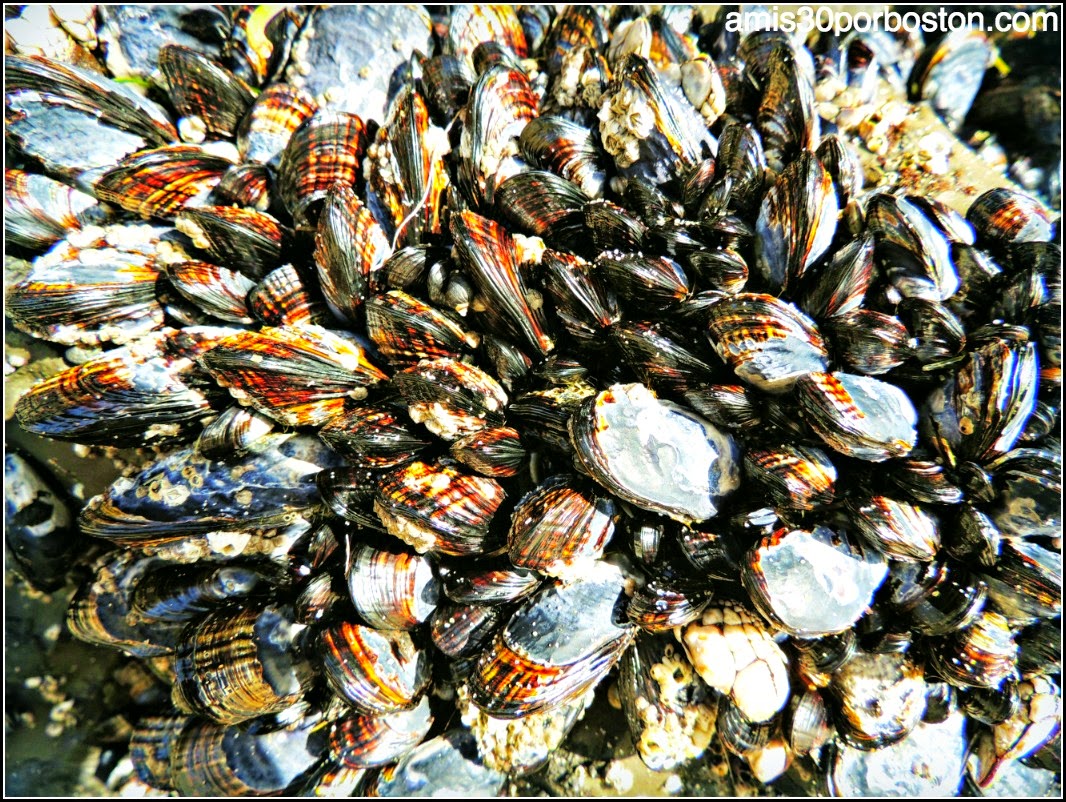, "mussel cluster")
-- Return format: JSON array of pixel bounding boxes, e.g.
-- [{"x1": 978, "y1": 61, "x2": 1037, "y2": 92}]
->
[{"x1": 4, "y1": 4, "x2": 1062, "y2": 797}]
